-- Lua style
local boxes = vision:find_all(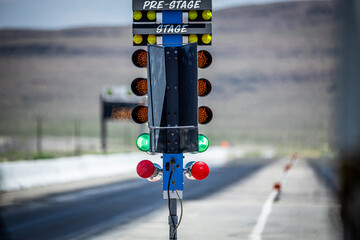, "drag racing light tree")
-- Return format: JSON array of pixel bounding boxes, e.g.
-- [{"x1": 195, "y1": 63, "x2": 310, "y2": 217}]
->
[
  {"x1": 131, "y1": 0, "x2": 214, "y2": 238},
  {"x1": 197, "y1": 49, "x2": 213, "y2": 153}
]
